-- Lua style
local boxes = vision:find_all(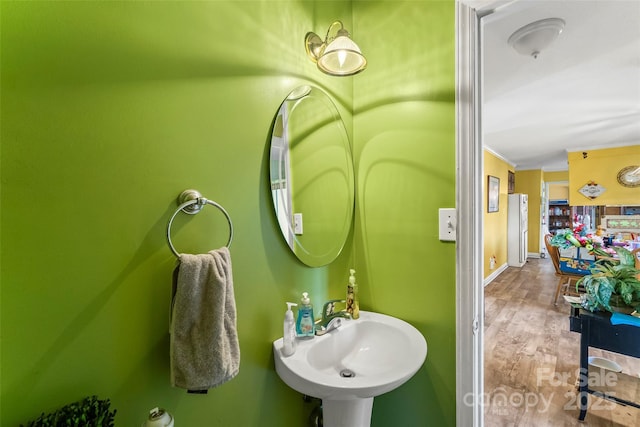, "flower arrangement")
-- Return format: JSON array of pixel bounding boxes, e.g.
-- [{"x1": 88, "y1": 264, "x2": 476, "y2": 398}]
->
[{"x1": 550, "y1": 223, "x2": 607, "y2": 254}]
